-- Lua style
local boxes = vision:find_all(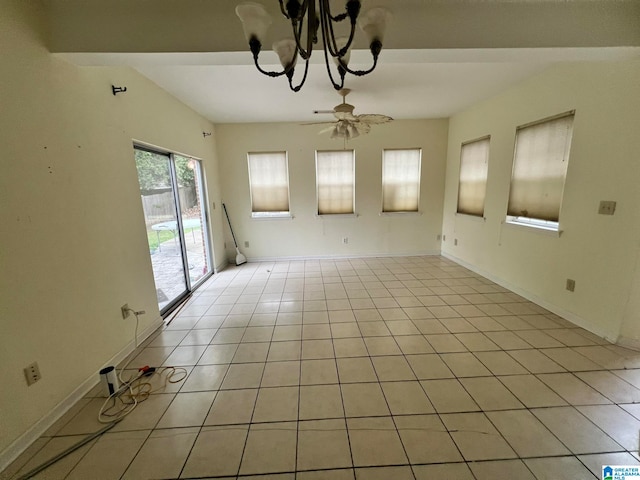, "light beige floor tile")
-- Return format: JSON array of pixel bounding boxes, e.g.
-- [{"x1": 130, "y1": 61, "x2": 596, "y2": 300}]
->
[
  {"x1": 204, "y1": 389, "x2": 258, "y2": 425},
  {"x1": 577, "y1": 370, "x2": 640, "y2": 403},
  {"x1": 122, "y1": 427, "x2": 198, "y2": 480},
  {"x1": 180, "y1": 425, "x2": 249, "y2": 478},
  {"x1": 394, "y1": 414, "x2": 461, "y2": 463},
  {"x1": 277, "y1": 311, "x2": 303, "y2": 324},
  {"x1": 474, "y1": 351, "x2": 528, "y2": 375},
  {"x1": 402, "y1": 306, "x2": 435, "y2": 320},
  {"x1": 542, "y1": 347, "x2": 603, "y2": 371},
  {"x1": 440, "y1": 352, "x2": 492, "y2": 377},
  {"x1": 300, "y1": 359, "x2": 339, "y2": 385},
  {"x1": 413, "y1": 319, "x2": 448, "y2": 334},
  {"x1": 486, "y1": 409, "x2": 570, "y2": 457},
  {"x1": 515, "y1": 330, "x2": 564, "y2": 348},
  {"x1": 484, "y1": 331, "x2": 531, "y2": 350},
  {"x1": 469, "y1": 459, "x2": 536, "y2": 480},
  {"x1": 386, "y1": 320, "x2": 420, "y2": 335},
  {"x1": 578, "y1": 405, "x2": 640, "y2": 451},
  {"x1": 299, "y1": 469, "x2": 354, "y2": 480},
  {"x1": 524, "y1": 456, "x2": 596, "y2": 480},
  {"x1": 424, "y1": 334, "x2": 467, "y2": 353},
  {"x1": 356, "y1": 466, "x2": 414, "y2": 480},
  {"x1": 301, "y1": 339, "x2": 335, "y2": 359},
  {"x1": 466, "y1": 316, "x2": 507, "y2": 332},
  {"x1": 578, "y1": 452, "x2": 640, "y2": 478},
  {"x1": 544, "y1": 328, "x2": 597, "y2": 346},
  {"x1": 498, "y1": 374, "x2": 567, "y2": 407},
  {"x1": 333, "y1": 337, "x2": 369, "y2": 358},
  {"x1": 302, "y1": 323, "x2": 332, "y2": 340},
  {"x1": 297, "y1": 419, "x2": 352, "y2": 470},
  {"x1": 532, "y1": 406, "x2": 623, "y2": 454},
  {"x1": 441, "y1": 318, "x2": 477, "y2": 333},
  {"x1": 239, "y1": 422, "x2": 297, "y2": 475},
  {"x1": 56, "y1": 398, "x2": 114, "y2": 435},
  {"x1": 242, "y1": 326, "x2": 274, "y2": 342},
  {"x1": 220, "y1": 362, "x2": 265, "y2": 389},
  {"x1": 413, "y1": 463, "x2": 475, "y2": 480},
  {"x1": 394, "y1": 335, "x2": 434, "y2": 354},
  {"x1": 0, "y1": 437, "x2": 49, "y2": 479},
  {"x1": 272, "y1": 325, "x2": 302, "y2": 342},
  {"x1": 347, "y1": 417, "x2": 408, "y2": 467},
  {"x1": 252, "y1": 386, "x2": 299, "y2": 422},
  {"x1": 148, "y1": 330, "x2": 189, "y2": 347},
  {"x1": 493, "y1": 315, "x2": 535, "y2": 330},
  {"x1": 574, "y1": 346, "x2": 626, "y2": 369},
  {"x1": 180, "y1": 364, "x2": 228, "y2": 391},
  {"x1": 440, "y1": 412, "x2": 516, "y2": 461},
  {"x1": 454, "y1": 332, "x2": 500, "y2": 351},
  {"x1": 371, "y1": 356, "x2": 416, "y2": 381},
  {"x1": 260, "y1": 360, "x2": 300, "y2": 387},
  {"x1": 329, "y1": 309, "x2": 357, "y2": 323},
  {"x1": 299, "y1": 384, "x2": 344, "y2": 420},
  {"x1": 381, "y1": 381, "x2": 434, "y2": 415},
  {"x1": 421, "y1": 379, "x2": 479, "y2": 413},
  {"x1": 507, "y1": 349, "x2": 566, "y2": 373},
  {"x1": 268, "y1": 341, "x2": 302, "y2": 361},
  {"x1": 157, "y1": 391, "x2": 216, "y2": 428},
  {"x1": 341, "y1": 383, "x2": 390, "y2": 417},
  {"x1": 198, "y1": 344, "x2": 238, "y2": 364},
  {"x1": 331, "y1": 322, "x2": 362, "y2": 338},
  {"x1": 13, "y1": 435, "x2": 97, "y2": 479},
  {"x1": 538, "y1": 373, "x2": 612, "y2": 405},
  {"x1": 379, "y1": 308, "x2": 409, "y2": 321},
  {"x1": 358, "y1": 322, "x2": 391, "y2": 337},
  {"x1": 65, "y1": 430, "x2": 149, "y2": 480},
  {"x1": 429, "y1": 306, "x2": 462, "y2": 319},
  {"x1": 112, "y1": 393, "x2": 175, "y2": 432},
  {"x1": 452, "y1": 304, "x2": 486, "y2": 317},
  {"x1": 459, "y1": 377, "x2": 524, "y2": 411},
  {"x1": 179, "y1": 328, "x2": 217, "y2": 345},
  {"x1": 337, "y1": 357, "x2": 378, "y2": 383},
  {"x1": 212, "y1": 328, "x2": 246, "y2": 344},
  {"x1": 363, "y1": 337, "x2": 402, "y2": 356},
  {"x1": 406, "y1": 354, "x2": 454, "y2": 379}
]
